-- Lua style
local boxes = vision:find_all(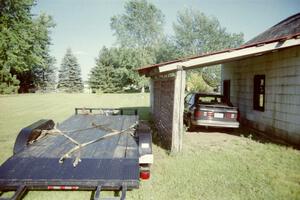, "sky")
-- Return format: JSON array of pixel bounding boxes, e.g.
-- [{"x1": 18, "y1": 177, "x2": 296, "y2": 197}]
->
[{"x1": 33, "y1": 0, "x2": 300, "y2": 81}]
